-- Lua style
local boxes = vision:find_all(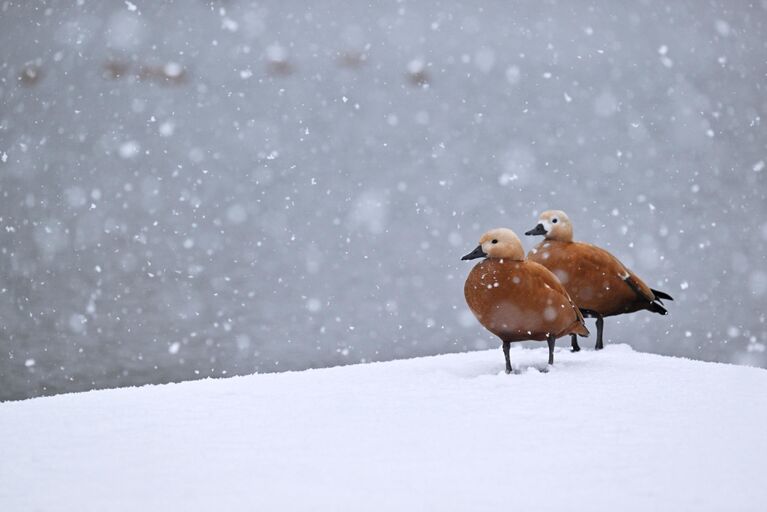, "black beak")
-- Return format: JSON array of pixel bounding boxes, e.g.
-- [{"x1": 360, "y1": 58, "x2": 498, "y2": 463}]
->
[
  {"x1": 524, "y1": 223, "x2": 547, "y2": 236},
  {"x1": 461, "y1": 245, "x2": 487, "y2": 261}
]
